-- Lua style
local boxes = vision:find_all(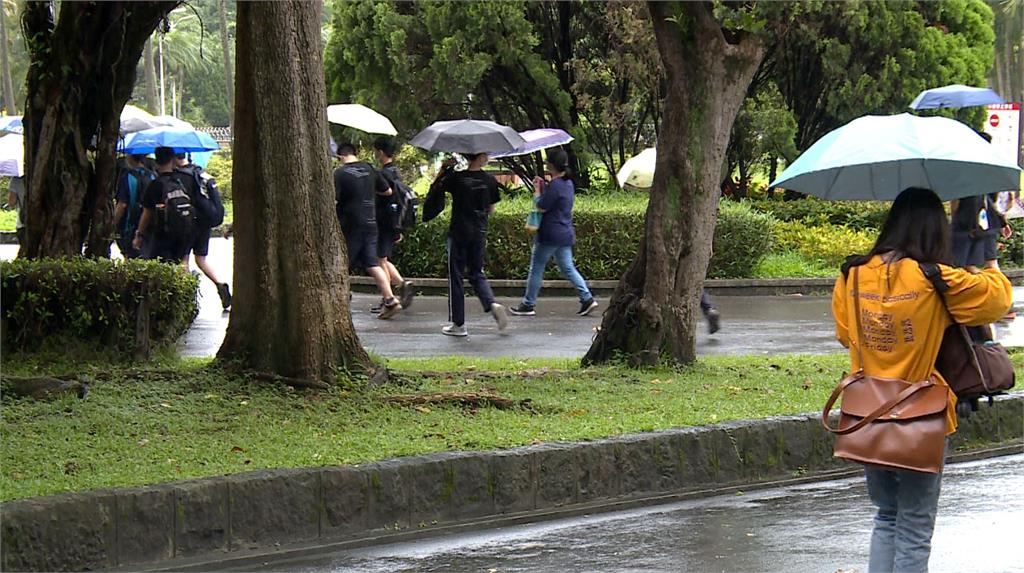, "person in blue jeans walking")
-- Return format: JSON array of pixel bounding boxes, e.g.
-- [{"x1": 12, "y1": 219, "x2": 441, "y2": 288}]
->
[{"x1": 509, "y1": 150, "x2": 598, "y2": 317}]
